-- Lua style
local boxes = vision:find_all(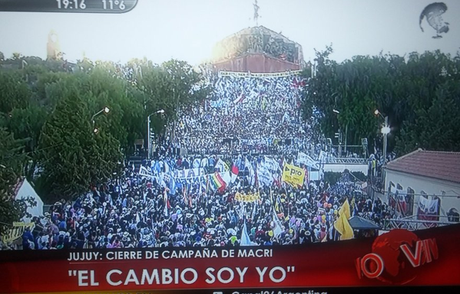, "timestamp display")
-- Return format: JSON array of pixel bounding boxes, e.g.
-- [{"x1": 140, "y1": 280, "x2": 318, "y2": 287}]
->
[
  {"x1": 56, "y1": 0, "x2": 87, "y2": 10},
  {"x1": 0, "y1": 0, "x2": 138, "y2": 13}
]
